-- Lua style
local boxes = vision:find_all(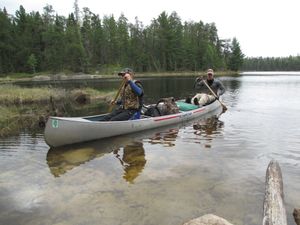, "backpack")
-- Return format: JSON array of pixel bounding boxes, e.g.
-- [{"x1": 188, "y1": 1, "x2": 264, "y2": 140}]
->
[
  {"x1": 144, "y1": 106, "x2": 161, "y2": 117},
  {"x1": 156, "y1": 97, "x2": 179, "y2": 115},
  {"x1": 144, "y1": 97, "x2": 179, "y2": 117}
]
